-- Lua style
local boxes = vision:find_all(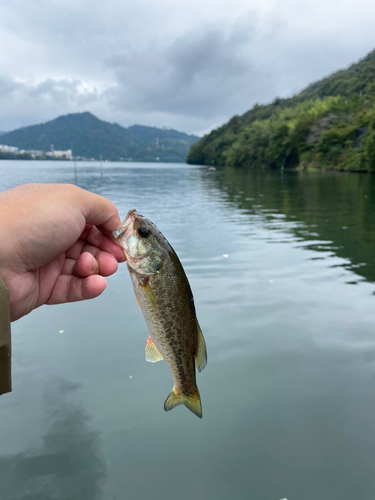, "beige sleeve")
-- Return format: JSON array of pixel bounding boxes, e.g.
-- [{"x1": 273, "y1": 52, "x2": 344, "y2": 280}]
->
[{"x1": 0, "y1": 274, "x2": 11, "y2": 395}]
